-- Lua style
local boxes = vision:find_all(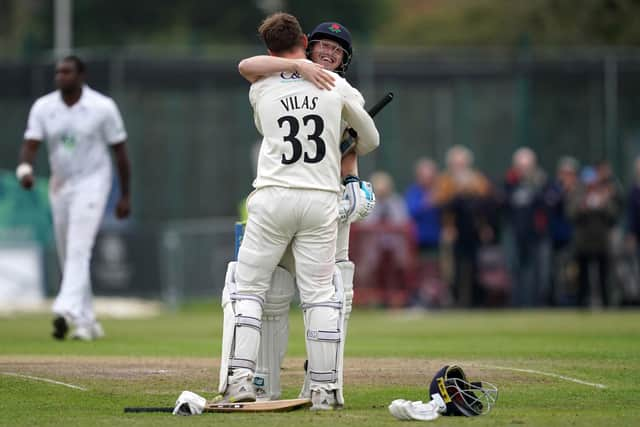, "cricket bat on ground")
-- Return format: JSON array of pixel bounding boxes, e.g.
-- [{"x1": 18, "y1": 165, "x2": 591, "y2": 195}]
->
[
  {"x1": 124, "y1": 398, "x2": 311, "y2": 414},
  {"x1": 205, "y1": 398, "x2": 311, "y2": 412}
]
